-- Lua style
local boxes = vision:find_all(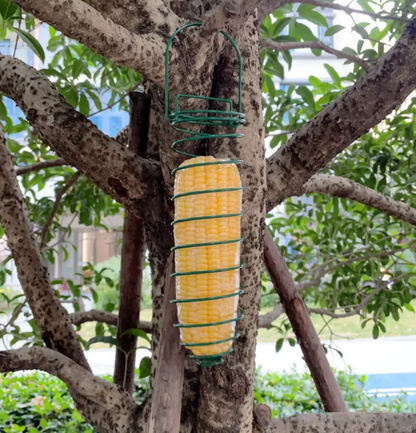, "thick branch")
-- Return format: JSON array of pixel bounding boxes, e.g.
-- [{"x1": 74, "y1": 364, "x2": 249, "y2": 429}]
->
[
  {"x1": 260, "y1": 37, "x2": 370, "y2": 70},
  {"x1": 268, "y1": 413, "x2": 416, "y2": 432},
  {"x1": 300, "y1": 174, "x2": 416, "y2": 226},
  {"x1": 267, "y1": 19, "x2": 416, "y2": 210},
  {"x1": 69, "y1": 309, "x2": 152, "y2": 333},
  {"x1": 40, "y1": 171, "x2": 82, "y2": 249},
  {"x1": 264, "y1": 227, "x2": 347, "y2": 413},
  {"x1": 13, "y1": 0, "x2": 168, "y2": 86},
  {"x1": 82, "y1": 0, "x2": 182, "y2": 36},
  {"x1": 0, "y1": 124, "x2": 89, "y2": 370},
  {"x1": 0, "y1": 347, "x2": 136, "y2": 413},
  {"x1": 0, "y1": 55, "x2": 163, "y2": 223},
  {"x1": 16, "y1": 158, "x2": 67, "y2": 175}
]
